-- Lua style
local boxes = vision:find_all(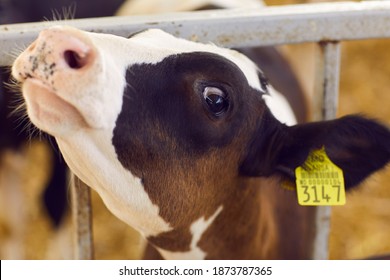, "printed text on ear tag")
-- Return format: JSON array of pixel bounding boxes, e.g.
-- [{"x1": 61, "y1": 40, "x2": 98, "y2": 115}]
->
[{"x1": 295, "y1": 146, "x2": 346, "y2": 206}]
